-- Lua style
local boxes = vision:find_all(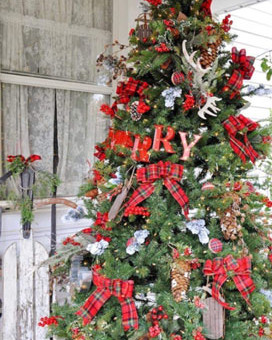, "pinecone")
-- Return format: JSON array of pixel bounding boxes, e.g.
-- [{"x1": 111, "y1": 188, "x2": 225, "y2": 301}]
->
[
  {"x1": 220, "y1": 193, "x2": 243, "y2": 241},
  {"x1": 138, "y1": 334, "x2": 151, "y2": 340},
  {"x1": 85, "y1": 188, "x2": 98, "y2": 199},
  {"x1": 130, "y1": 101, "x2": 142, "y2": 121},
  {"x1": 200, "y1": 38, "x2": 222, "y2": 68},
  {"x1": 171, "y1": 258, "x2": 191, "y2": 302}
]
